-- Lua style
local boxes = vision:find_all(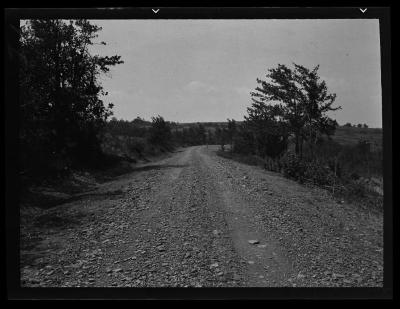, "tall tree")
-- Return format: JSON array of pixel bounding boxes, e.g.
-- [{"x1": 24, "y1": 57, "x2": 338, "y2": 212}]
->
[
  {"x1": 251, "y1": 64, "x2": 303, "y2": 155},
  {"x1": 250, "y1": 63, "x2": 340, "y2": 157},
  {"x1": 293, "y1": 63, "x2": 340, "y2": 155},
  {"x1": 20, "y1": 19, "x2": 123, "y2": 171}
]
